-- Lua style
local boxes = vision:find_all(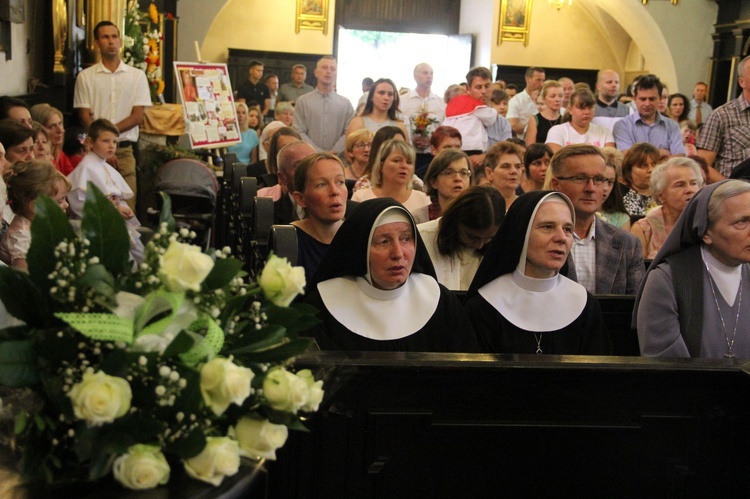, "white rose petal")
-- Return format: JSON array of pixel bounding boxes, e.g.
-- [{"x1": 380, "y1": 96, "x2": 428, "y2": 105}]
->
[
  {"x1": 259, "y1": 255, "x2": 306, "y2": 307},
  {"x1": 262, "y1": 368, "x2": 309, "y2": 413},
  {"x1": 200, "y1": 358, "x2": 255, "y2": 416},
  {"x1": 184, "y1": 437, "x2": 240, "y2": 487},
  {"x1": 159, "y1": 241, "x2": 215, "y2": 292},
  {"x1": 232, "y1": 418, "x2": 288, "y2": 460},
  {"x1": 113, "y1": 444, "x2": 170, "y2": 490},
  {"x1": 67, "y1": 370, "x2": 132, "y2": 426}
]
